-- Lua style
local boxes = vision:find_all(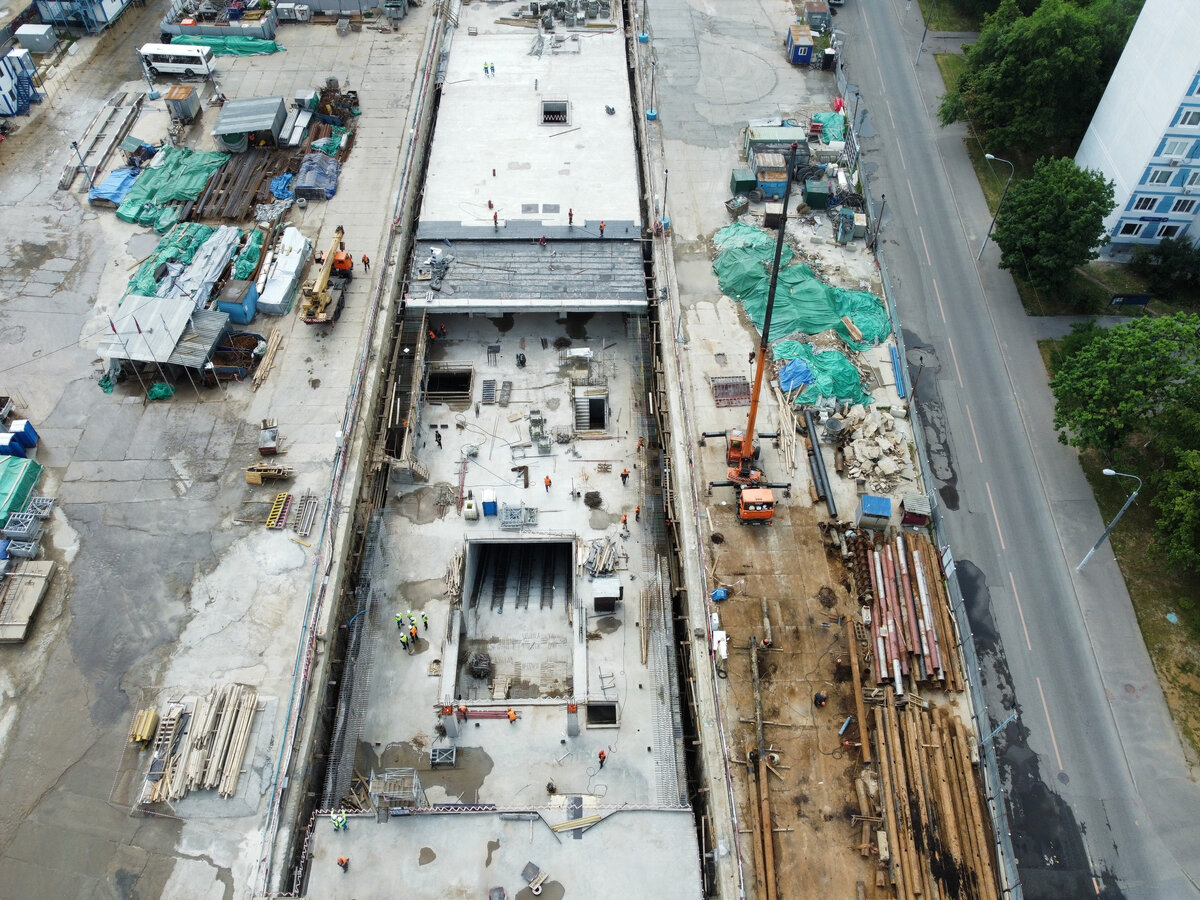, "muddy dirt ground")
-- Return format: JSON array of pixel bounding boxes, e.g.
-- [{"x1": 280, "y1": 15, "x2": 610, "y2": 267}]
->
[{"x1": 706, "y1": 495, "x2": 874, "y2": 897}]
